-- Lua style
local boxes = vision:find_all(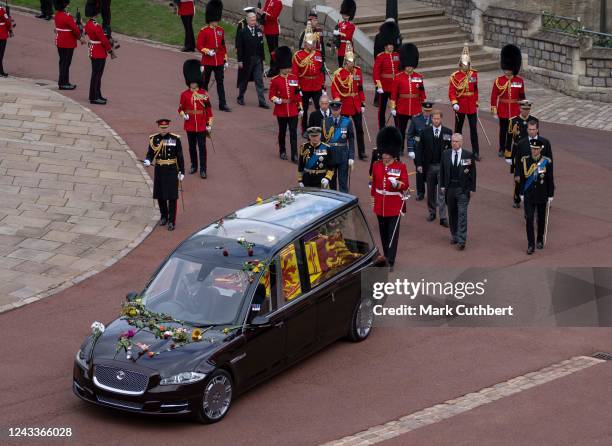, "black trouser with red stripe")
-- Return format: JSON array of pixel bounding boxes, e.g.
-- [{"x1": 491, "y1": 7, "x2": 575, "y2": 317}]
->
[
  {"x1": 180, "y1": 14, "x2": 195, "y2": 51},
  {"x1": 58, "y1": 47, "x2": 74, "y2": 86},
  {"x1": 158, "y1": 199, "x2": 177, "y2": 225},
  {"x1": 89, "y1": 58, "x2": 106, "y2": 101},
  {"x1": 277, "y1": 116, "x2": 298, "y2": 159},
  {"x1": 187, "y1": 131, "x2": 206, "y2": 172},
  {"x1": 377, "y1": 215, "x2": 400, "y2": 266},
  {"x1": 498, "y1": 118, "x2": 509, "y2": 153},
  {"x1": 455, "y1": 112, "x2": 479, "y2": 156},
  {"x1": 0, "y1": 40, "x2": 6, "y2": 74},
  {"x1": 377, "y1": 92, "x2": 393, "y2": 129},
  {"x1": 346, "y1": 112, "x2": 366, "y2": 158},
  {"x1": 301, "y1": 90, "x2": 321, "y2": 133}
]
